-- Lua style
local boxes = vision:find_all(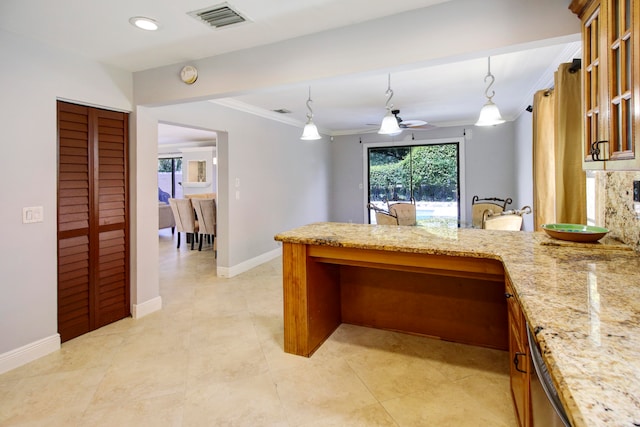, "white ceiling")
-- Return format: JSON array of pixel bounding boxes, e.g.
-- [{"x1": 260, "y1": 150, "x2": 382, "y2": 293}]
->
[{"x1": 0, "y1": 0, "x2": 581, "y2": 140}]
